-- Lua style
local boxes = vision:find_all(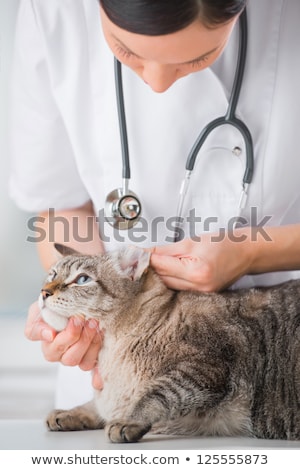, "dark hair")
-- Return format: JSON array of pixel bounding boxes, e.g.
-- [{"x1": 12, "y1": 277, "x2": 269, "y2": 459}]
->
[{"x1": 99, "y1": 0, "x2": 247, "y2": 35}]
